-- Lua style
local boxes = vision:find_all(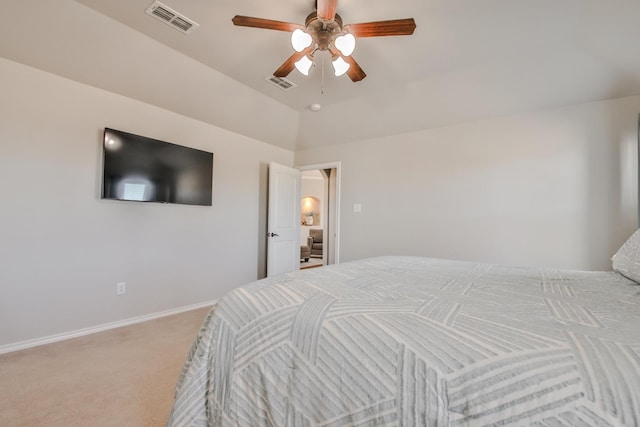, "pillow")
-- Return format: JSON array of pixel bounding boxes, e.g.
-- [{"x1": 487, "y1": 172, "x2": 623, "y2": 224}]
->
[{"x1": 612, "y1": 228, "x2": 640, "y2": 283}]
